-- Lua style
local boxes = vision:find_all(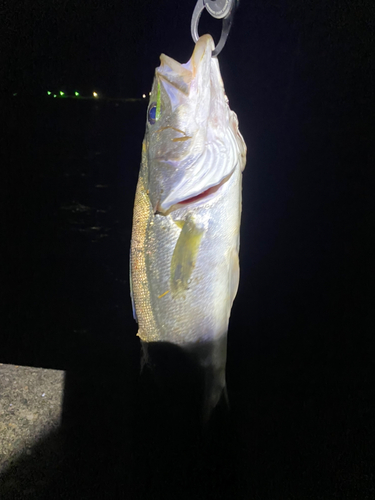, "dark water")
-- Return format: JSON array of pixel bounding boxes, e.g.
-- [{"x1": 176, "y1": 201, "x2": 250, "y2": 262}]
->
[
  {"x1": 2, "y1": 98, "x2": 143, "y2": 370},
  {"x1": 1, "y1": 95, "x2": 373, "y2": 499}
]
